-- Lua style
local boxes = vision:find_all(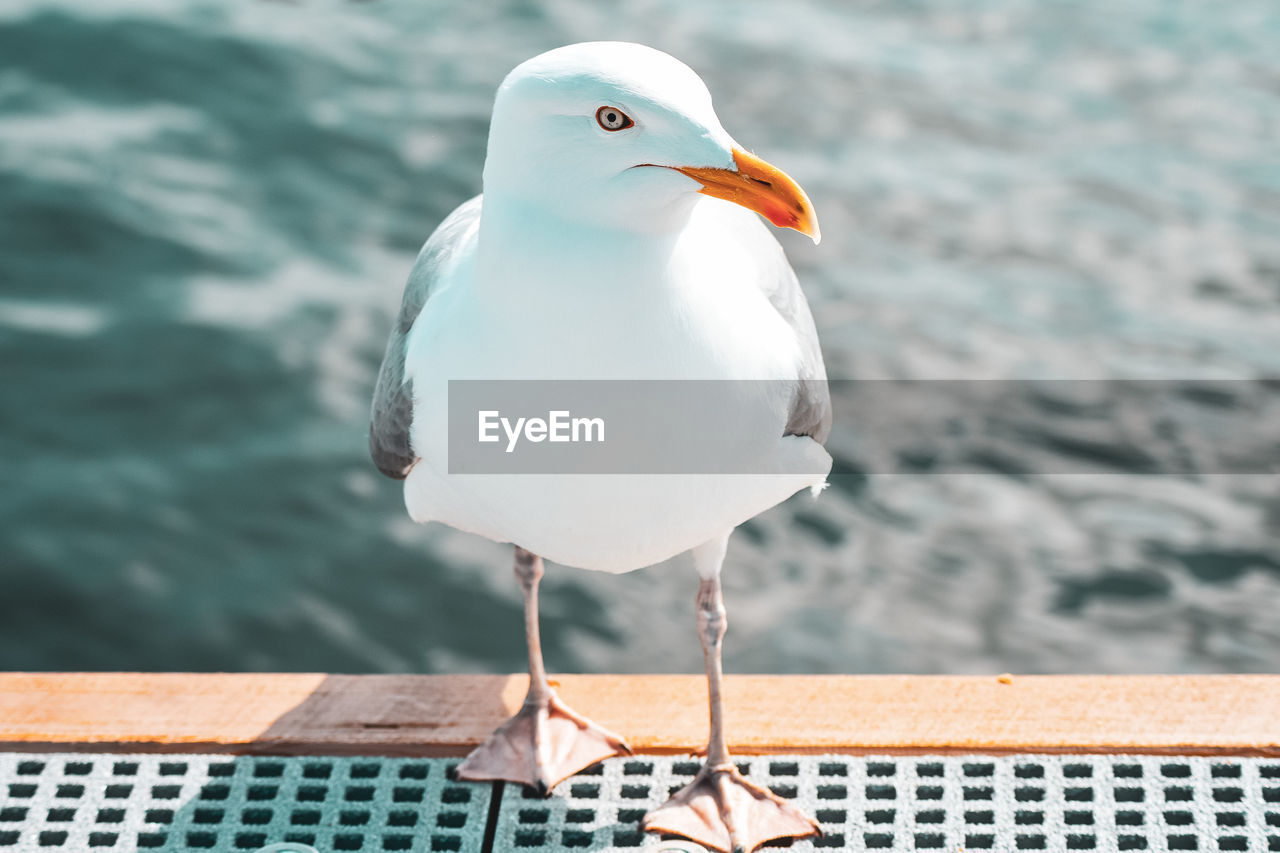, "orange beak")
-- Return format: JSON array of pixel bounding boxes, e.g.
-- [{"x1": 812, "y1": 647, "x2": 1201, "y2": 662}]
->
[{"x1": 674, "y1": 147, "x2": 821, "y2": 244}]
